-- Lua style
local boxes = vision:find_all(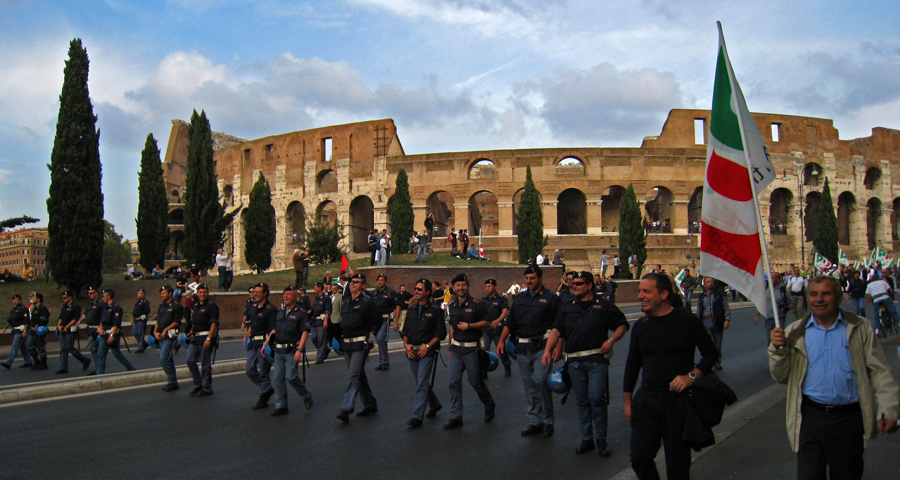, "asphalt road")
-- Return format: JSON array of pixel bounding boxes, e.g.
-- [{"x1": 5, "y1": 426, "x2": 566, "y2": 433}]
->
[{"x1": 0, "y1": 306, "x2": 783, "y2": 480}]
